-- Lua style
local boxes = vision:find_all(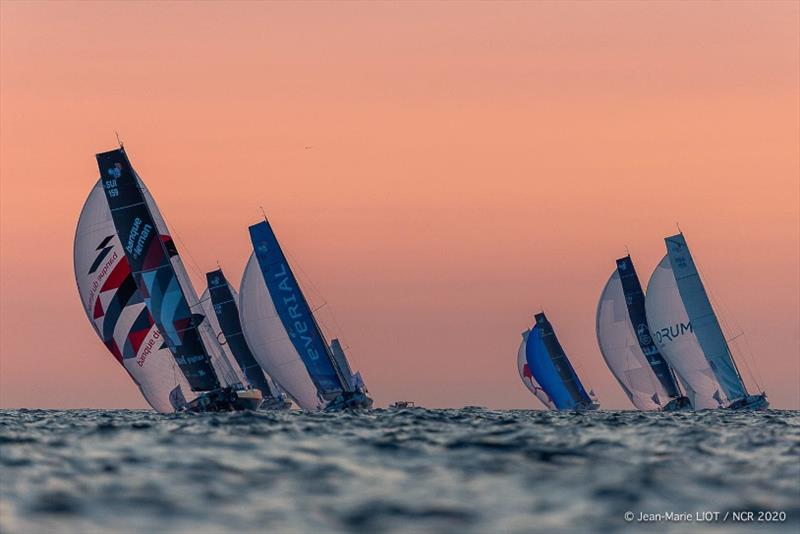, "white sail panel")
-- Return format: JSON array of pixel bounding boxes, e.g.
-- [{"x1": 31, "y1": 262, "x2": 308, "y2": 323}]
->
[
  {"x1": 517, "y1": 331, "x2": 556, "y2": 410},
  {"x1": 596, "y1": 270, "x2": 668, "y2": 410},
  {"x1": 239, "y1": 252, "x2": 321, "y2": 410},
  {"x1": 645, "y1": 255, "x2": 726, "y2": 409},
  {"x1": 665, "y1": 234, "x2": 746, "y2": 401},
  {"x1": 74, "y1": 181, "x2": 195, "y2": 413}
]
